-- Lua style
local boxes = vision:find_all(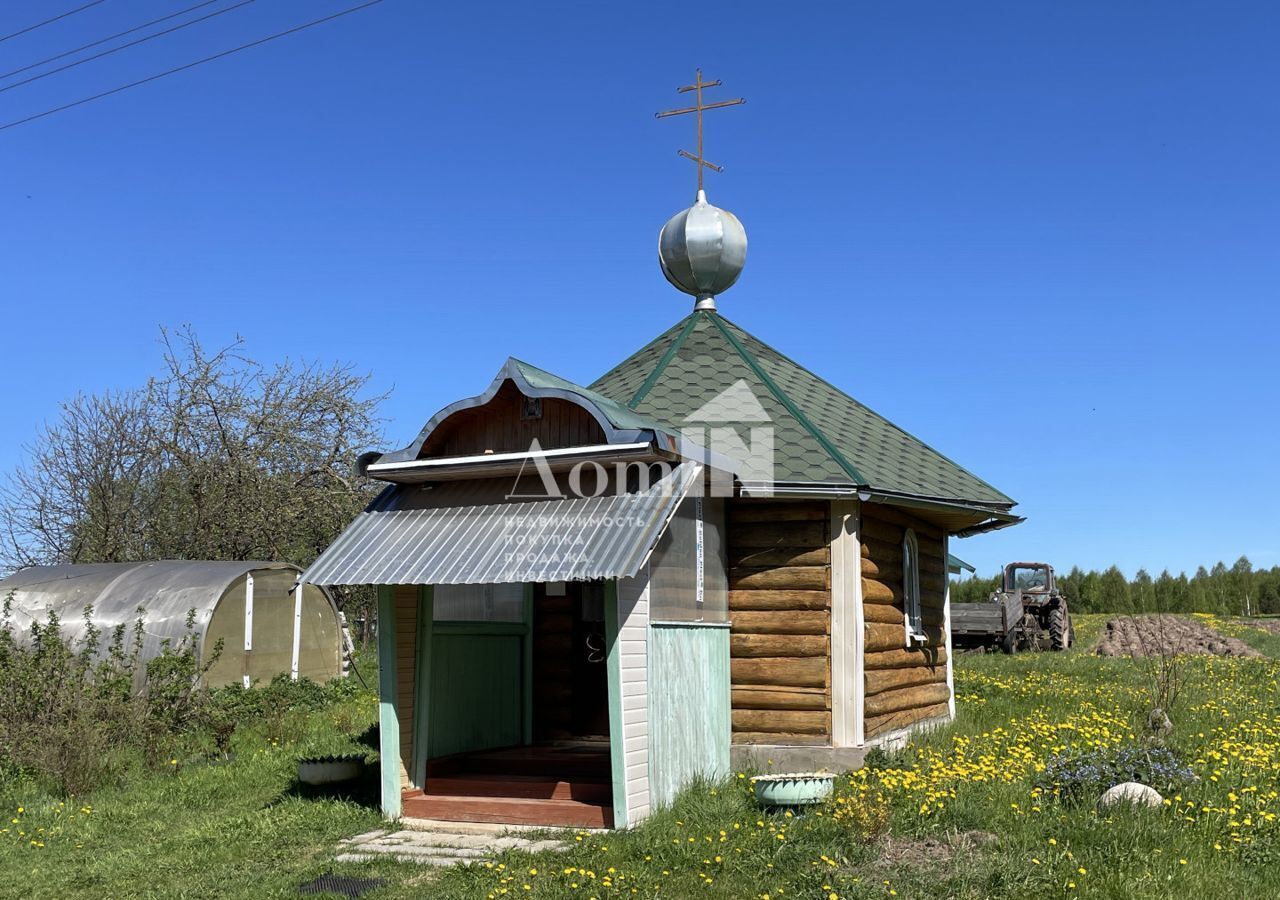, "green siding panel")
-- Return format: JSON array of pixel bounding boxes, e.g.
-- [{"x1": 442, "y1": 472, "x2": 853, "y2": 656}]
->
[
  {"x1": 427, "y1": 631, "x2": 523, "y2": 758},
  {"x1": 648, "y1": 623, "x2": 730, "y2": 808}
]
